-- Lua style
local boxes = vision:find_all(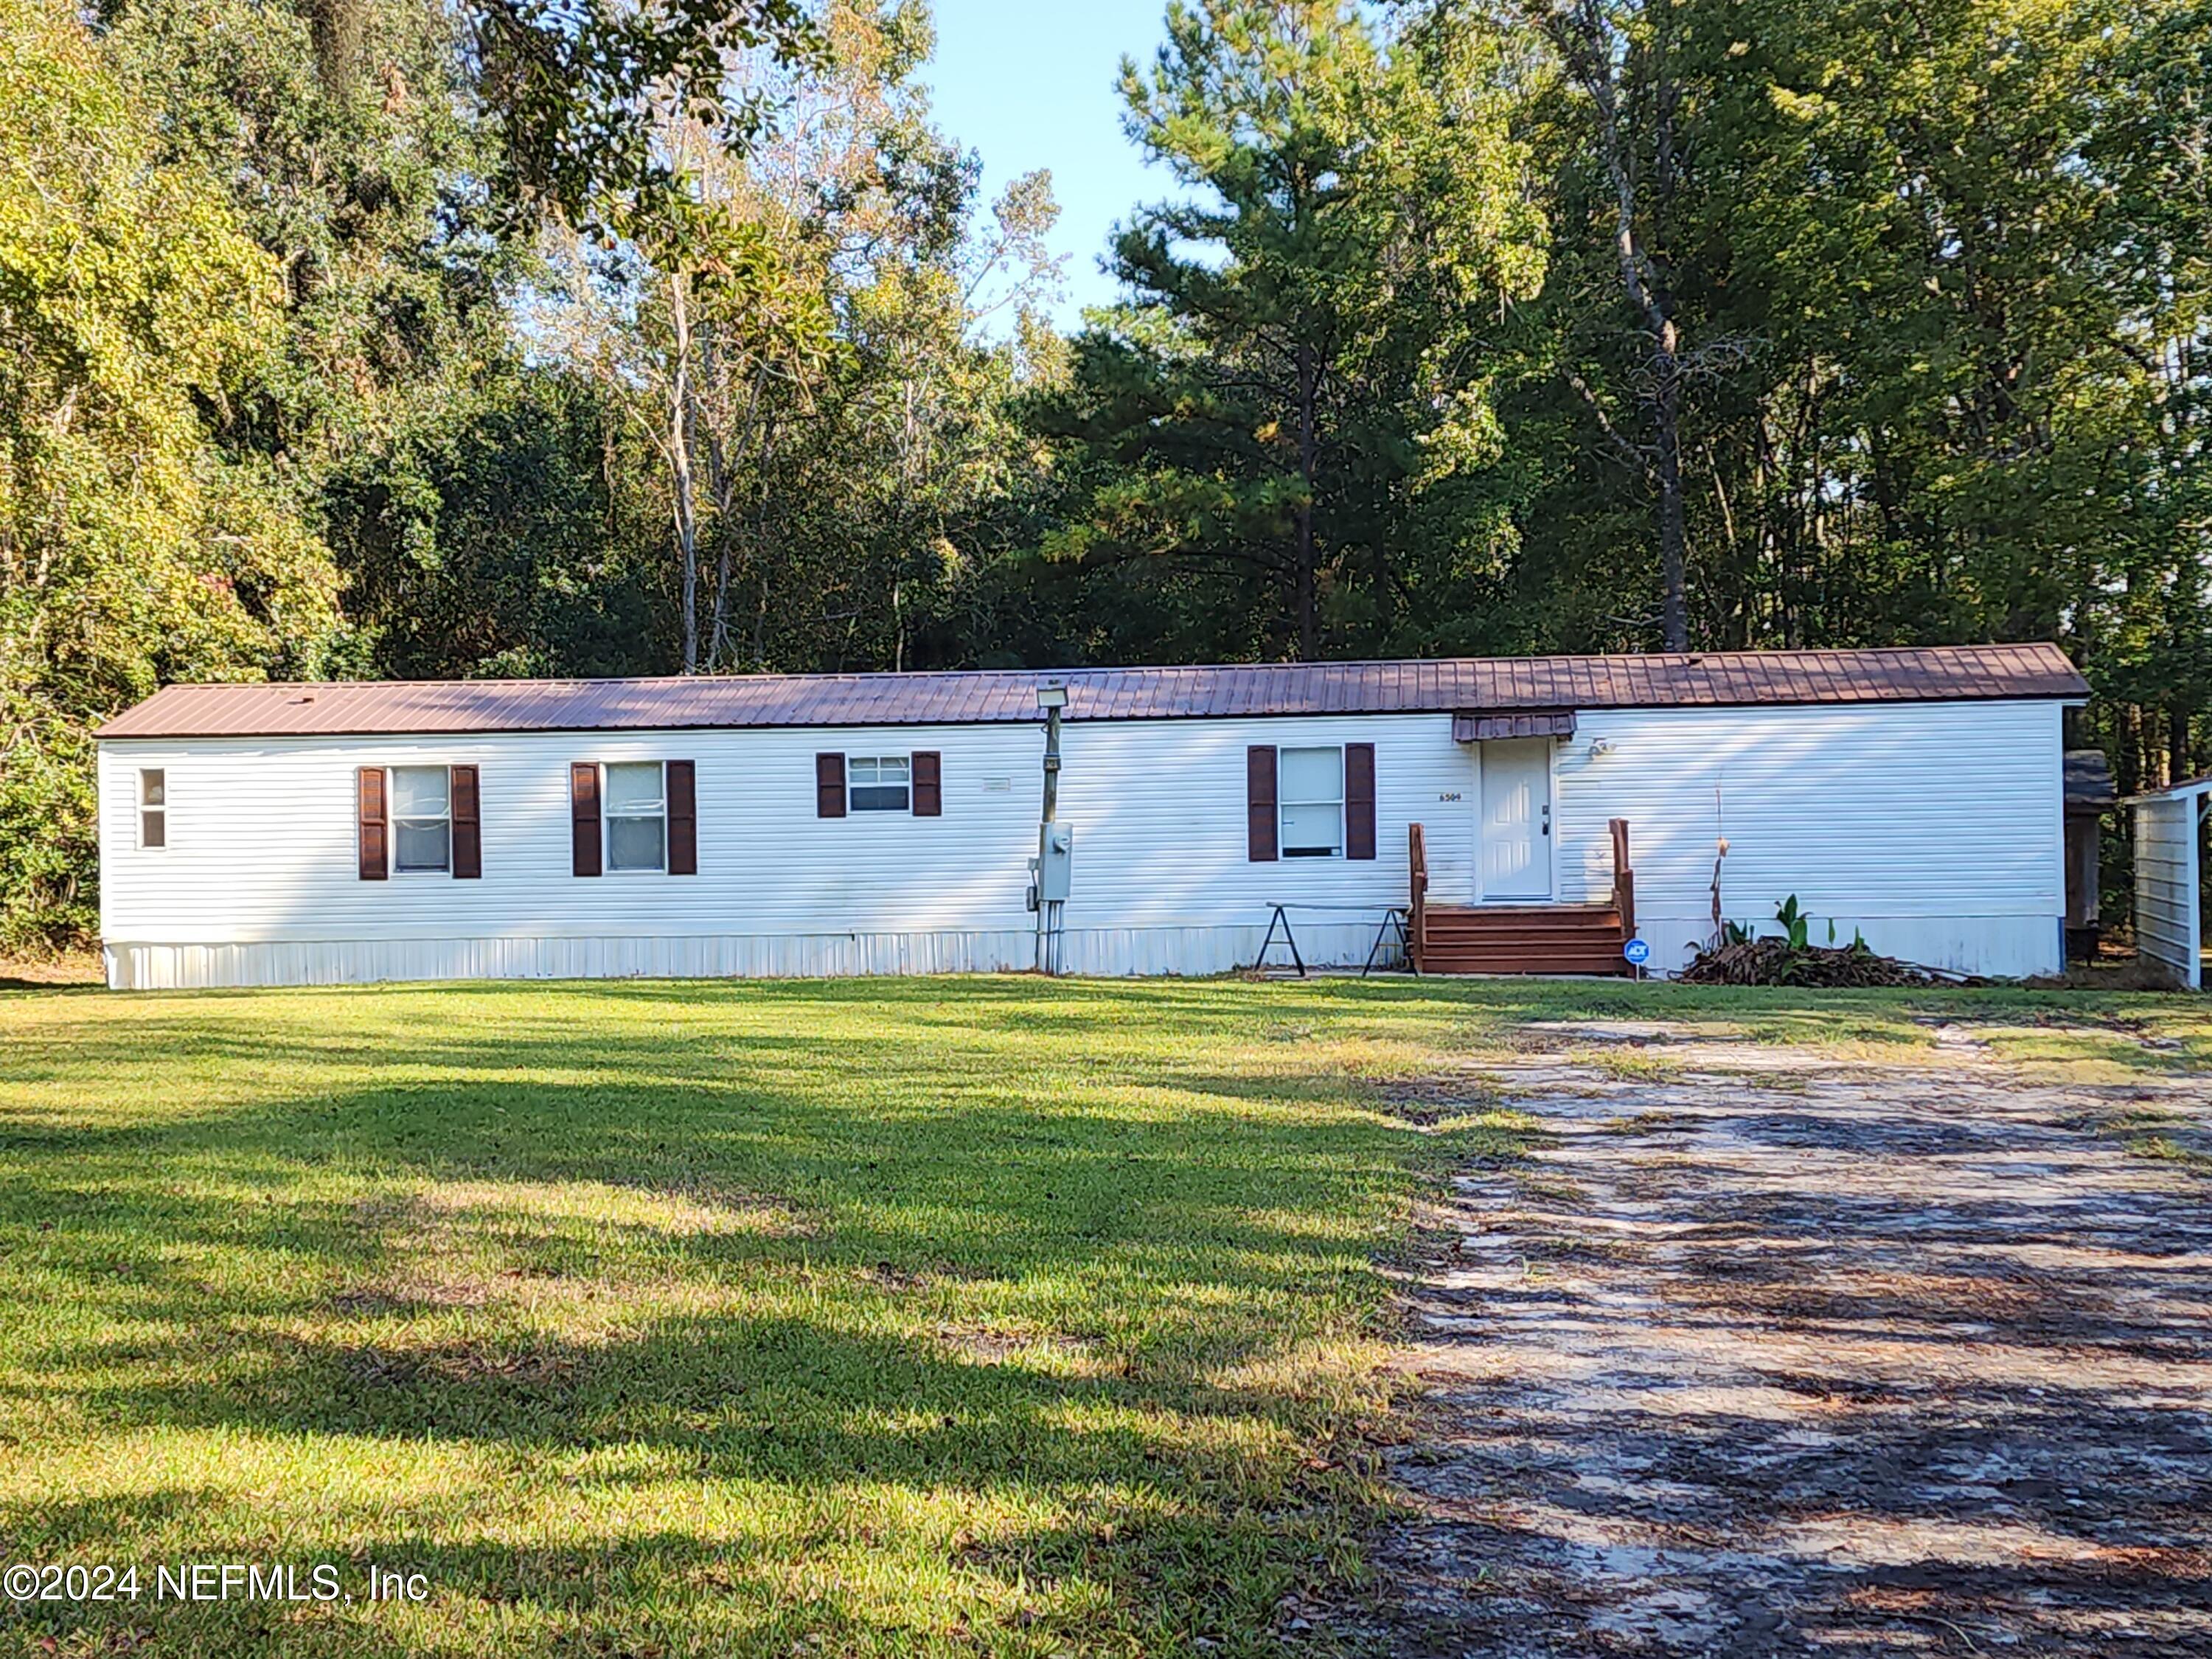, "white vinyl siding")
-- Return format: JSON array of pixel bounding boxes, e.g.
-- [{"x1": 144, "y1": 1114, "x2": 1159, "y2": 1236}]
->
[
  {"x1": 96, "y1": 697, "x2": 2067, "y2": 987},
  {"x1": 1551, "y1": 700, "x2": 2065, "y2": 976}
]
